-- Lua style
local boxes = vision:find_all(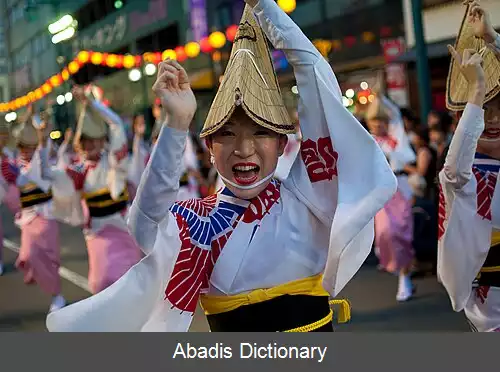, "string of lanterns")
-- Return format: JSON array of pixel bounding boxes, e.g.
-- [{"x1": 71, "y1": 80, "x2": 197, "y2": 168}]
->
[{"x1": 1, "y1": 0, "x2": 396, "y2": 114}]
